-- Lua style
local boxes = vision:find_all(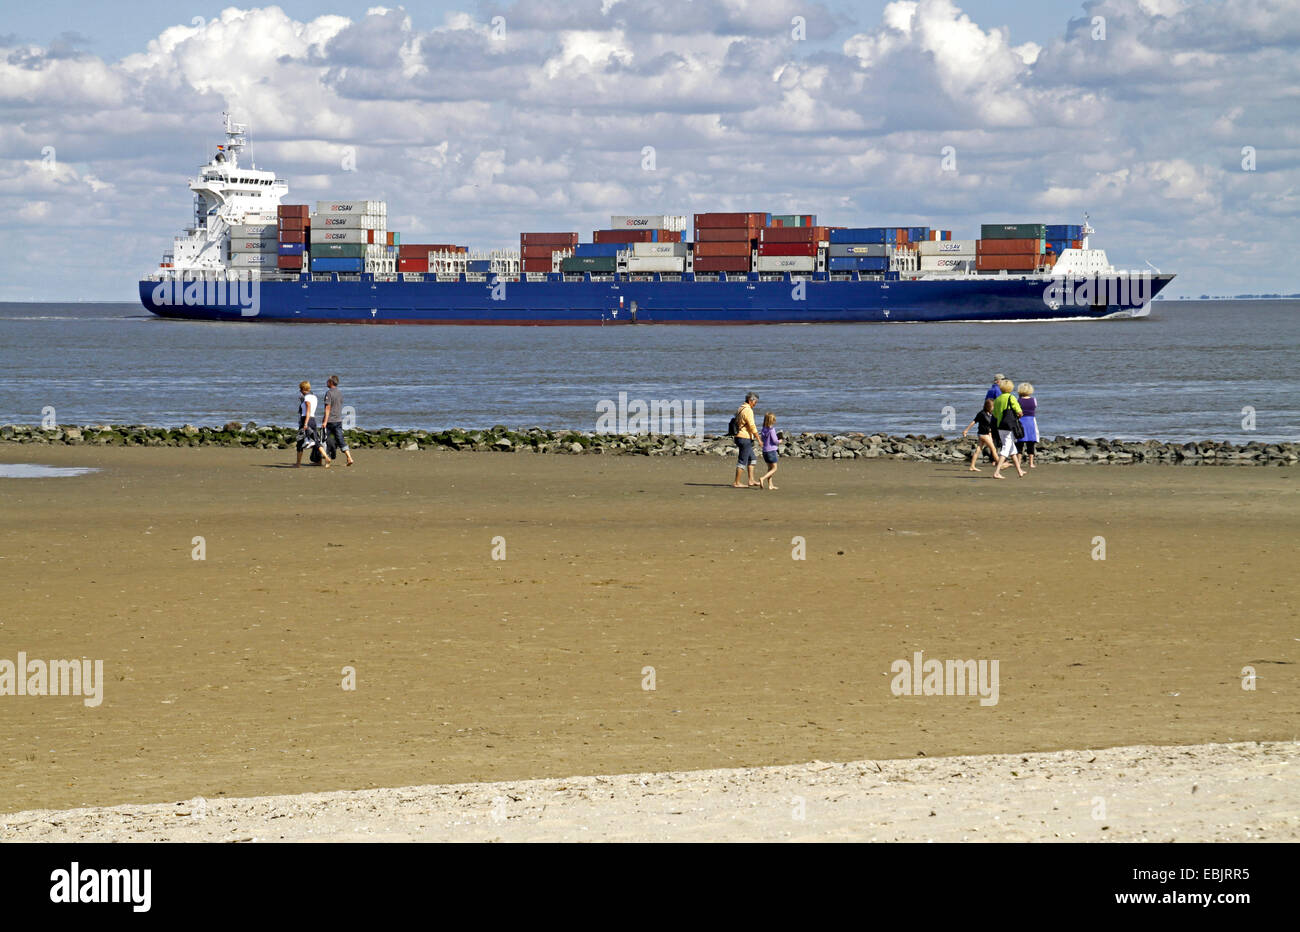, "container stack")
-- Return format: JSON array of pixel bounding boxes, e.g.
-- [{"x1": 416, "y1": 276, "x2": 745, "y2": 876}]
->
[
  {"x1": 520, "y1": 232, "x2": 579, "y2": 275},
  {"x1": 312, "y1": 201, "x2": 392, "y2": 273},
  {"x1": 826, "y1": 229, "x2": 892, "y2": 274},
  {"x1": 976, "y1": 223, "x2": 1048, "y2": 273},
  {"x1": 563, "y1": 241, "x2": 619, "y2": 275},
  {"x1": 756, "y1": 225, "x2": 829, "y2": 273},
  {"x1": 624, "y1": 241, "x2": 687, "y2": 274},
  {"x1": 917, "y1": 239, "x2": 976, "y2": 273},
  {"x1": 692, "y1": 212, "x2": 769, "y2": 274},
  {"x1": 1044, "y1": 224, "x2": 1083, "y2": 257},
  {"x1": 396, "y1": 243, "x2": 466, "y2": 274},
  {"x1": 276, "y1": 205, "x2": 310, "y2": 273},
  {"x1": 228, "y1": 222, "x2": 278, "y2": 270}
]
